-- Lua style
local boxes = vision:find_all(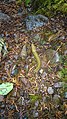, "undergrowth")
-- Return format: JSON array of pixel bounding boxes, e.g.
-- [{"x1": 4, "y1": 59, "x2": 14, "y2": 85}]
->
[{"x1": 31, "y1": 0, "x2": 67, "y2": 16}]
